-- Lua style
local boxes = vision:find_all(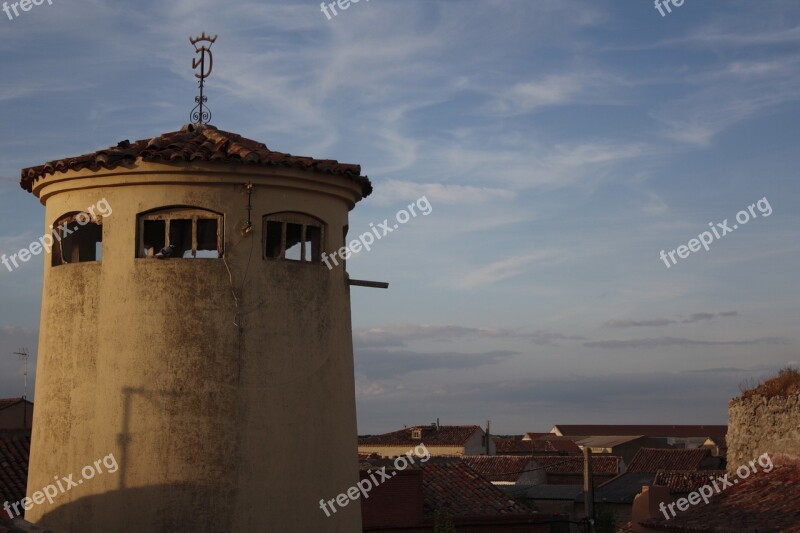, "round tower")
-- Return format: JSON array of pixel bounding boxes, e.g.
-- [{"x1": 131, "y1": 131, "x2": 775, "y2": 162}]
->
[{"x1": 20, "y1": 123, "x2": 371, "y2": 532}]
